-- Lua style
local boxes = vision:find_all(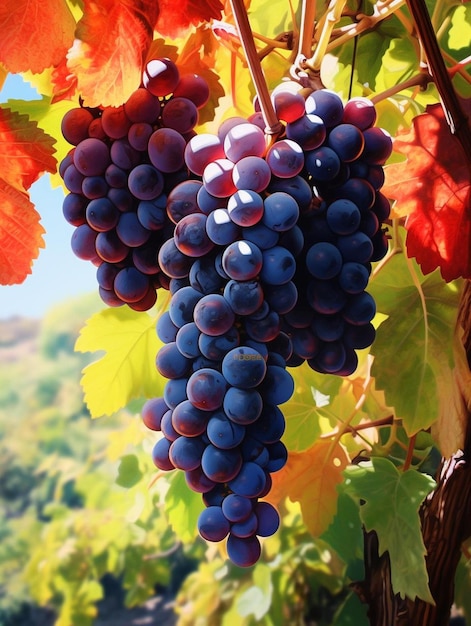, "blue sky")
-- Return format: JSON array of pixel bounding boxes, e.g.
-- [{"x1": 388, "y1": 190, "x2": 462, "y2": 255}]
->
[{"x1": 0, "y1": 75, "x2": 98, "y2": 319}]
